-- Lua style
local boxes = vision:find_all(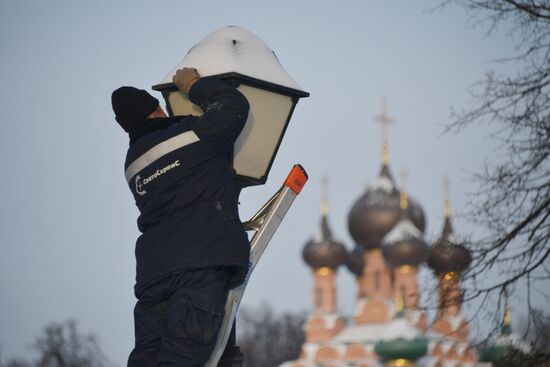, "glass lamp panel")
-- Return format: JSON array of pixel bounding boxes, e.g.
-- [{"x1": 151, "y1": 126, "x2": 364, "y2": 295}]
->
[
  {"x1": 233, "y1": 84, "x2": 293, "y2": 180},
  {"x1": 165, "y1": 84, "x2": 294, "y2": 181},
  {"x1": 167, "y1": 91, "x2": 203, "y2": 116}
]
